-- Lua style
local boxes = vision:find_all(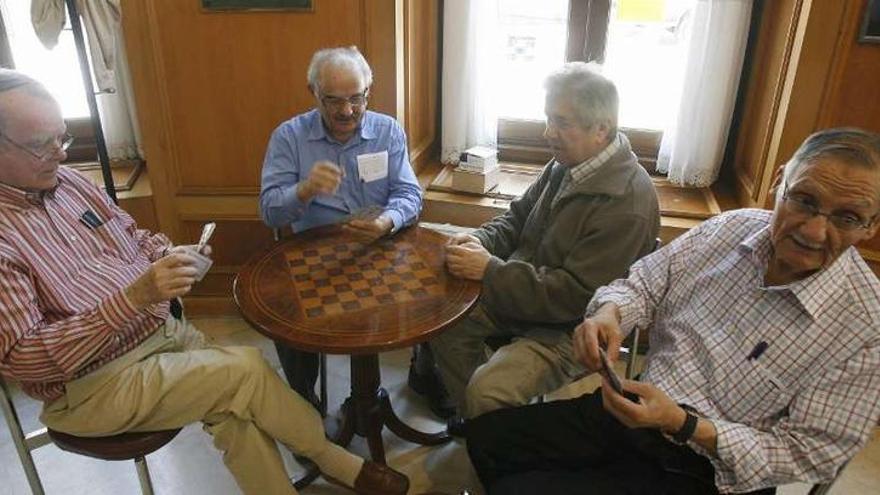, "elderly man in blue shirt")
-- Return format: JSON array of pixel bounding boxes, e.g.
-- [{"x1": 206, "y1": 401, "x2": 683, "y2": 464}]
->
[{"x1": 259, "y1": 46, "x2": 422, "y2": 404}]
